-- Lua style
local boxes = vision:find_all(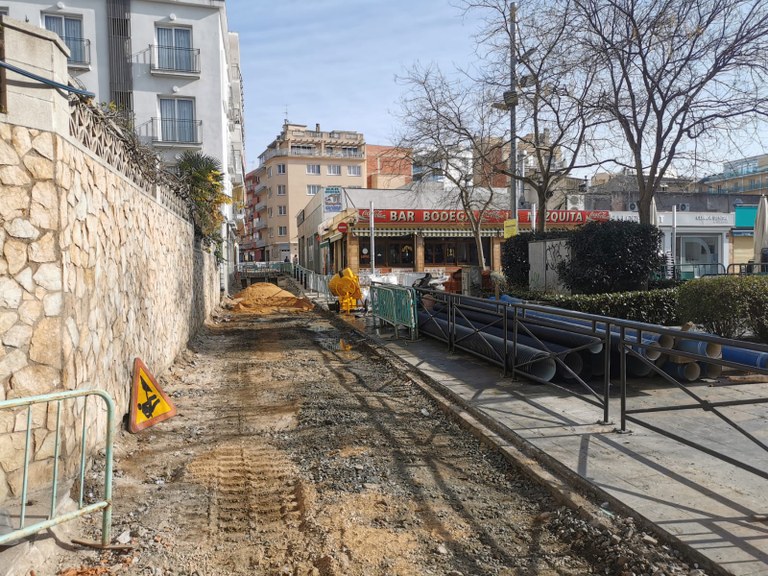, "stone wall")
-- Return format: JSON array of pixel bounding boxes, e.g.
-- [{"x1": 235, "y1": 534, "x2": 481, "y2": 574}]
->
[{"x1": 0, "y1": 18, "x2": 219, "y2": 500}]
